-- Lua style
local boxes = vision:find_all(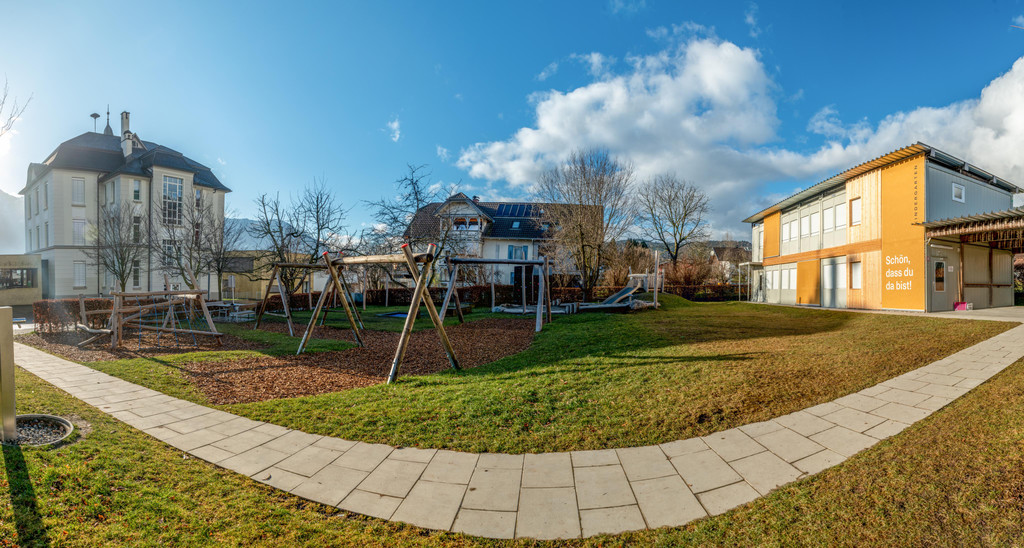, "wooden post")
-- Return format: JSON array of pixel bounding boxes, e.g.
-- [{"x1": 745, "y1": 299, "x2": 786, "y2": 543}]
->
[
  {"x1": 387, "y1": 245, "x2": 434, "y2": 384},
  {"x1": 0, "y1": 307, "x2": 15, "y2": 442},
  {"x1": 78, "y1": 294, "x2": 88, "y2": 328},
  {"x1": 401, "y1": 244, "x2": 459, "y2": 372},
  {"x1": 187, "y1": 270, "x2": 221, "y2": 344},
  {"x1": 385, "y1": 277, "x2": 389, "y2": 307},
  {"x1": 535, "y1": 261, "x2": 545, "y2": 332},
  {"x1": 110, "y1": 294, "x2": 121, "y2": 349},
  {"x1": 253, "y1": 265, "x2": 279, "y2": 329},
  {"x1": 959, "y1": 242, "x2": 965, "y2": 303},
  {"x1": 521, "y1": 266, "x2": 527, "y2": 309},
  {"x1": 362, "y1": 267, "x2": 367, "y2": 311},
  {"x1": 544, "y1": 257, "x2": 552, "y2": 324},
  {"x1": 275, "y1": 271, "x2": 296, "y2": 336},
  {"x1": 297, "y1": 276, "x2": 334, "y2": 354},
  {"x1": 338, "y1": 269, "x2": 364, "y2": 329},
  {"x1": 323, "y1": 253, "x2": 363, "y2": 347},
  {"x1": 439, "y1": 263, "x2": 459, "y2": 322},
  {"x1": 490, "y1": 267, "x2": 495, "y2": 310}
]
